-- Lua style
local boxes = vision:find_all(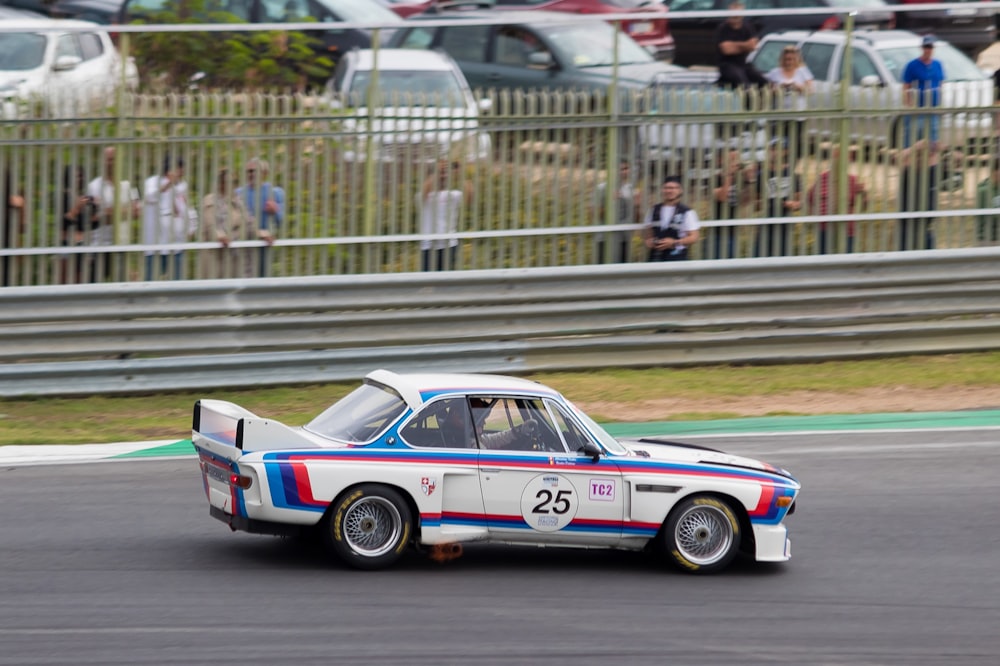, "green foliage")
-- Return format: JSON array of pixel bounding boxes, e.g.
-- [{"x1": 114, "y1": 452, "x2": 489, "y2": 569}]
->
[{"x1": 129, "y1": 0, "x2": 333, "y2": 91}]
